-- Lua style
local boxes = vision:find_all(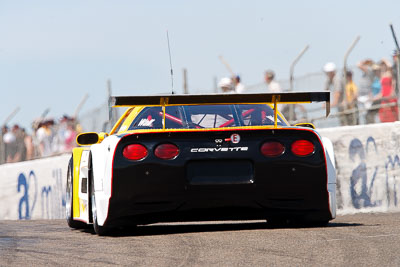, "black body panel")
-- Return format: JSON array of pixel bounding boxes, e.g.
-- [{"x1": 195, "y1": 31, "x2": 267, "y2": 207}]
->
[{"x1": 106, "y1": 128, "x2": 331, "y2": 227}]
